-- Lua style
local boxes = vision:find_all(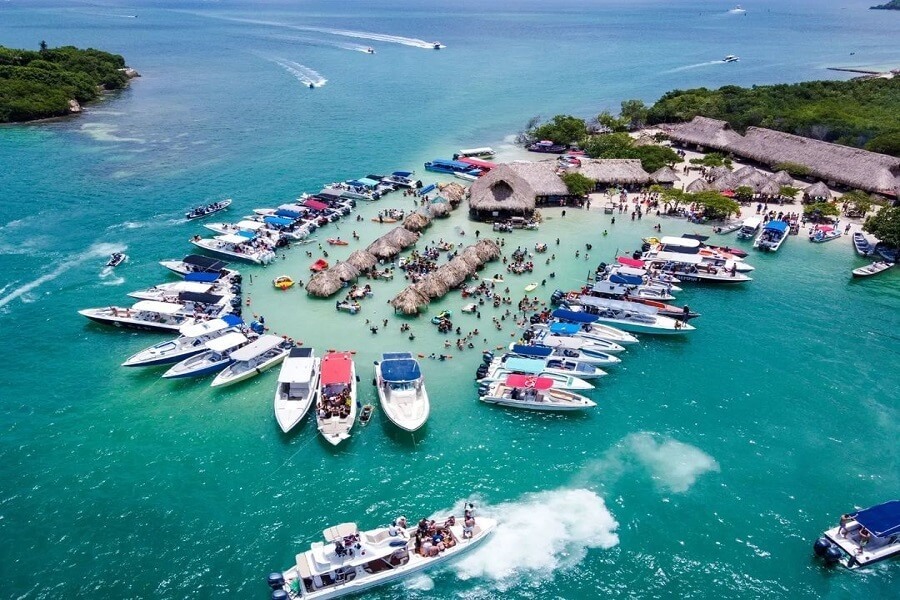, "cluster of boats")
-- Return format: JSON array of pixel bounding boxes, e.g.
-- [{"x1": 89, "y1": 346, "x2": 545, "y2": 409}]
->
[
  {"x1": 423, "y1": 156, "x2": 496, "y2": 182},
  {"x1": 851, "y1": 231, "x2": 895, "y2": 278}
]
